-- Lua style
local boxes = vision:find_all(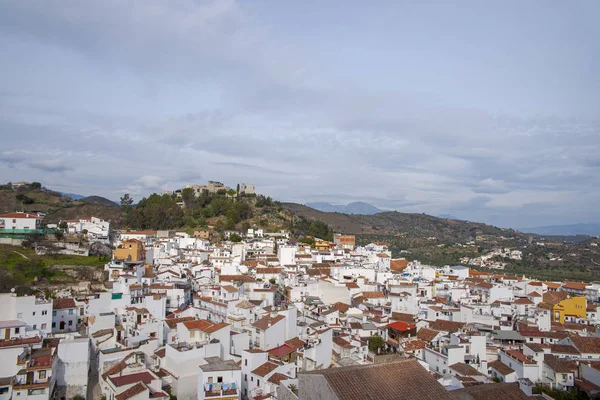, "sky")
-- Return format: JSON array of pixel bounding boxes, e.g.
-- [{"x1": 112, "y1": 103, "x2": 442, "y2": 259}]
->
[{"x1": 0, "y1": 0, "x2": 599, "y2": 229}]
